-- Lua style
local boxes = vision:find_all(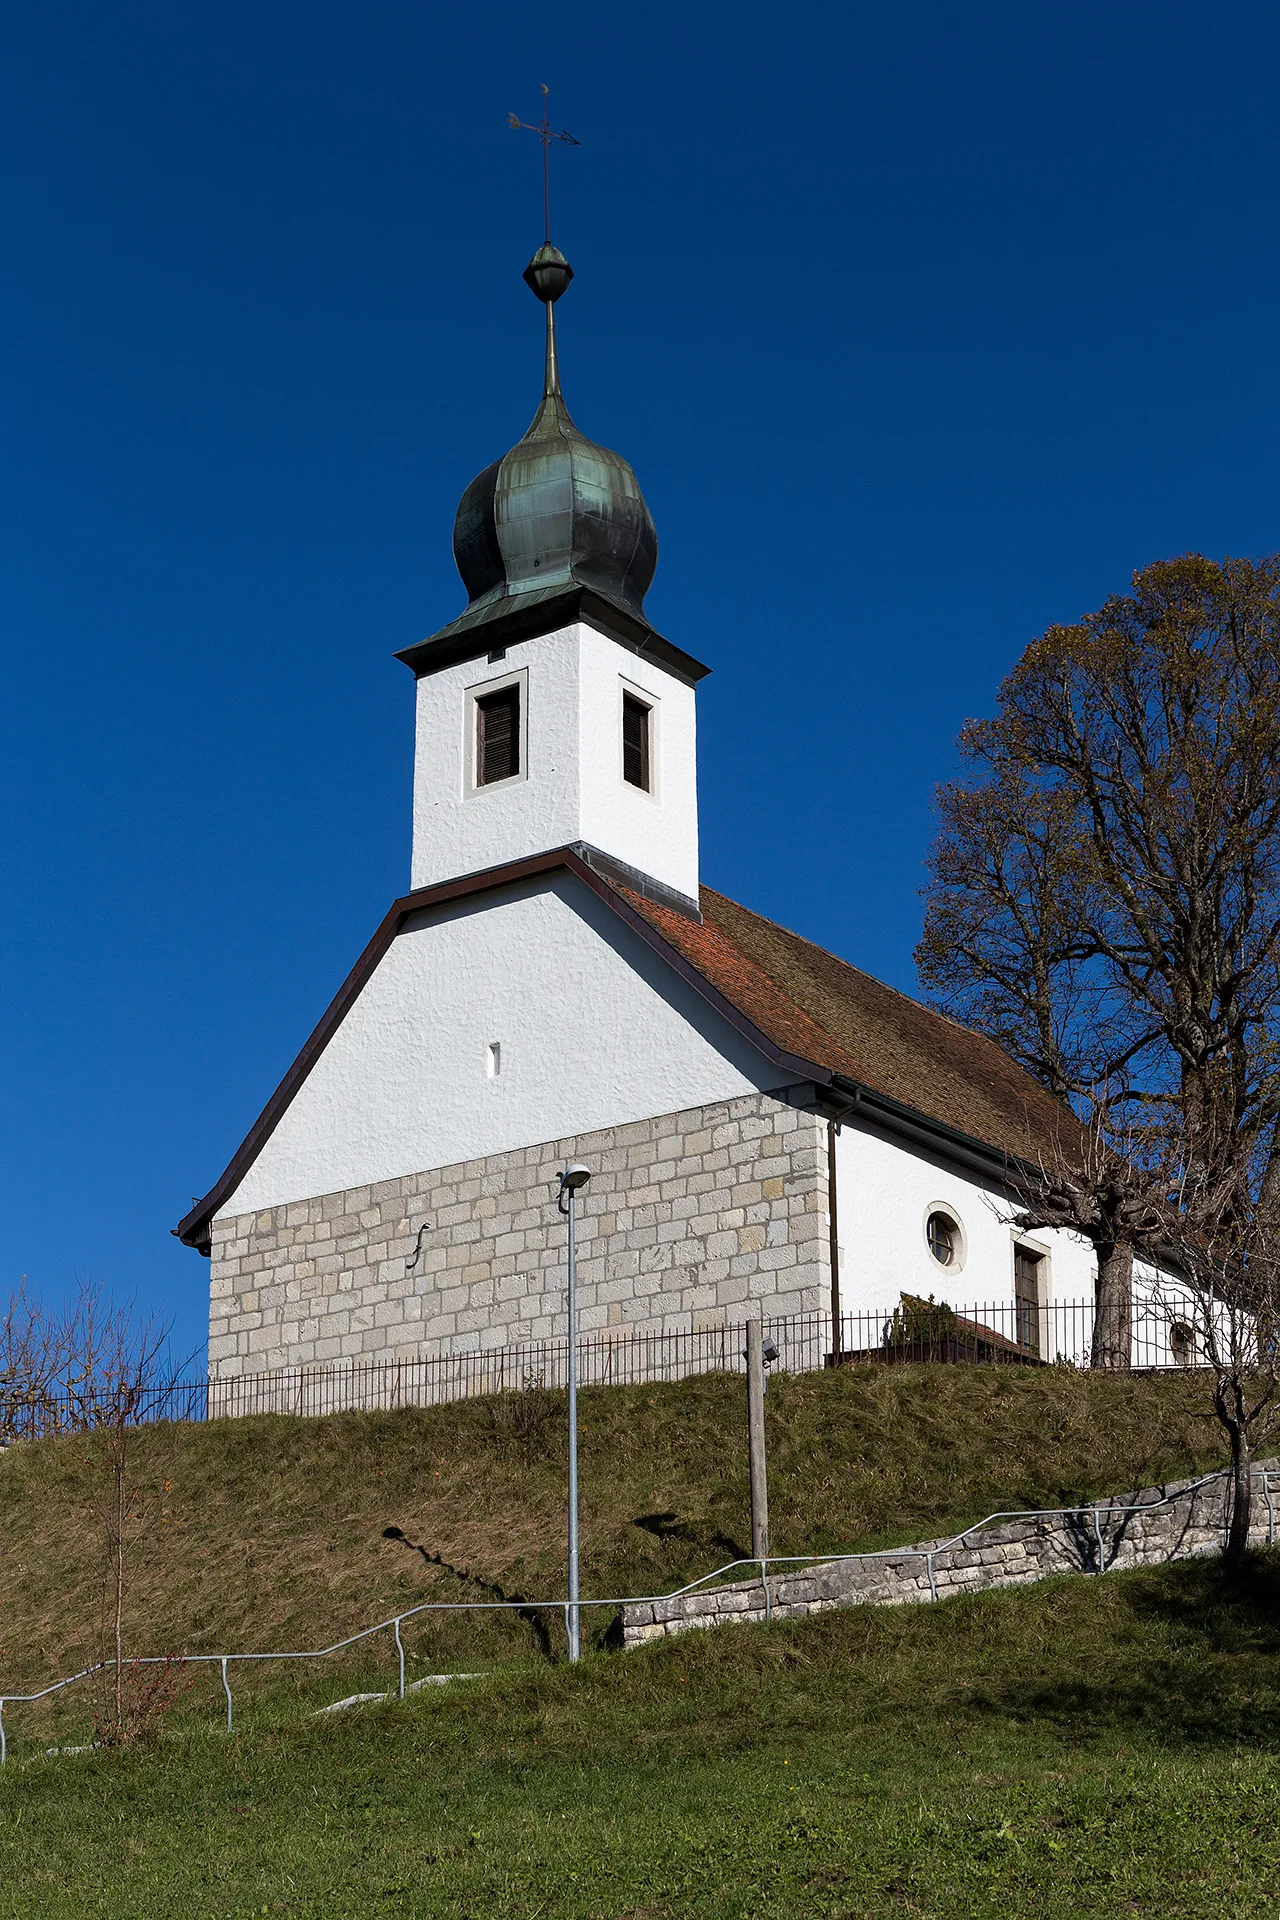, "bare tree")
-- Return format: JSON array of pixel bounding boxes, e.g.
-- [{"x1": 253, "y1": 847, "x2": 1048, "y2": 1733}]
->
[
  {"x1": 918, "y1": 554, "x2": 1280, "y2": 1362},
  {"x1": 0, "y1": 1284, "x2": 69, "y2": 1441},
  {"x1": 0, "y1": 1278, "x2": 177, "y2": 1741},
  {"x1": 1150, "y1": 1179, "x2": 1280, "y2": 1566},
  {"x1": 66, "y1": 1289, "x2": 174, "y2": 1742},
  {"x1": 1010, "y1": 1117, "x2": 1172, "y2": 1369}
]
